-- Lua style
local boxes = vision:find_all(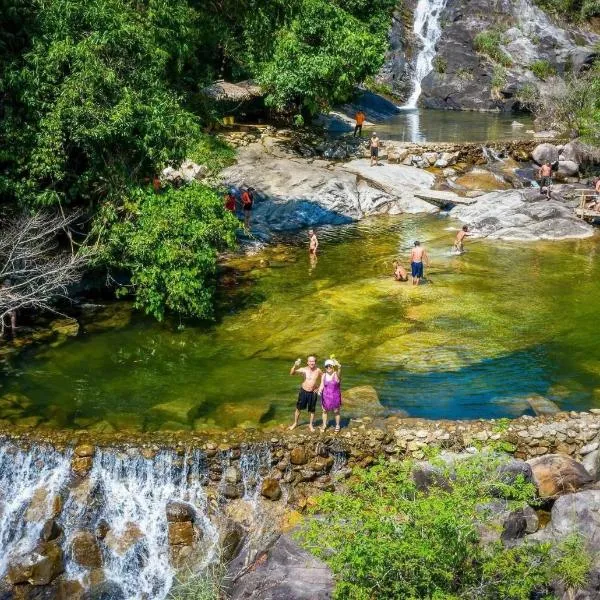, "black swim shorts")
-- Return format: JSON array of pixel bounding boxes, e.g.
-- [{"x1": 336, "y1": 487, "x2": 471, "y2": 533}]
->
[
  {"x1": 371, "y1": 147, "x2": 379, "y2": 157},
  {"x1": 297, "y1": 388, "x2": 317, "y2": 413}
]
